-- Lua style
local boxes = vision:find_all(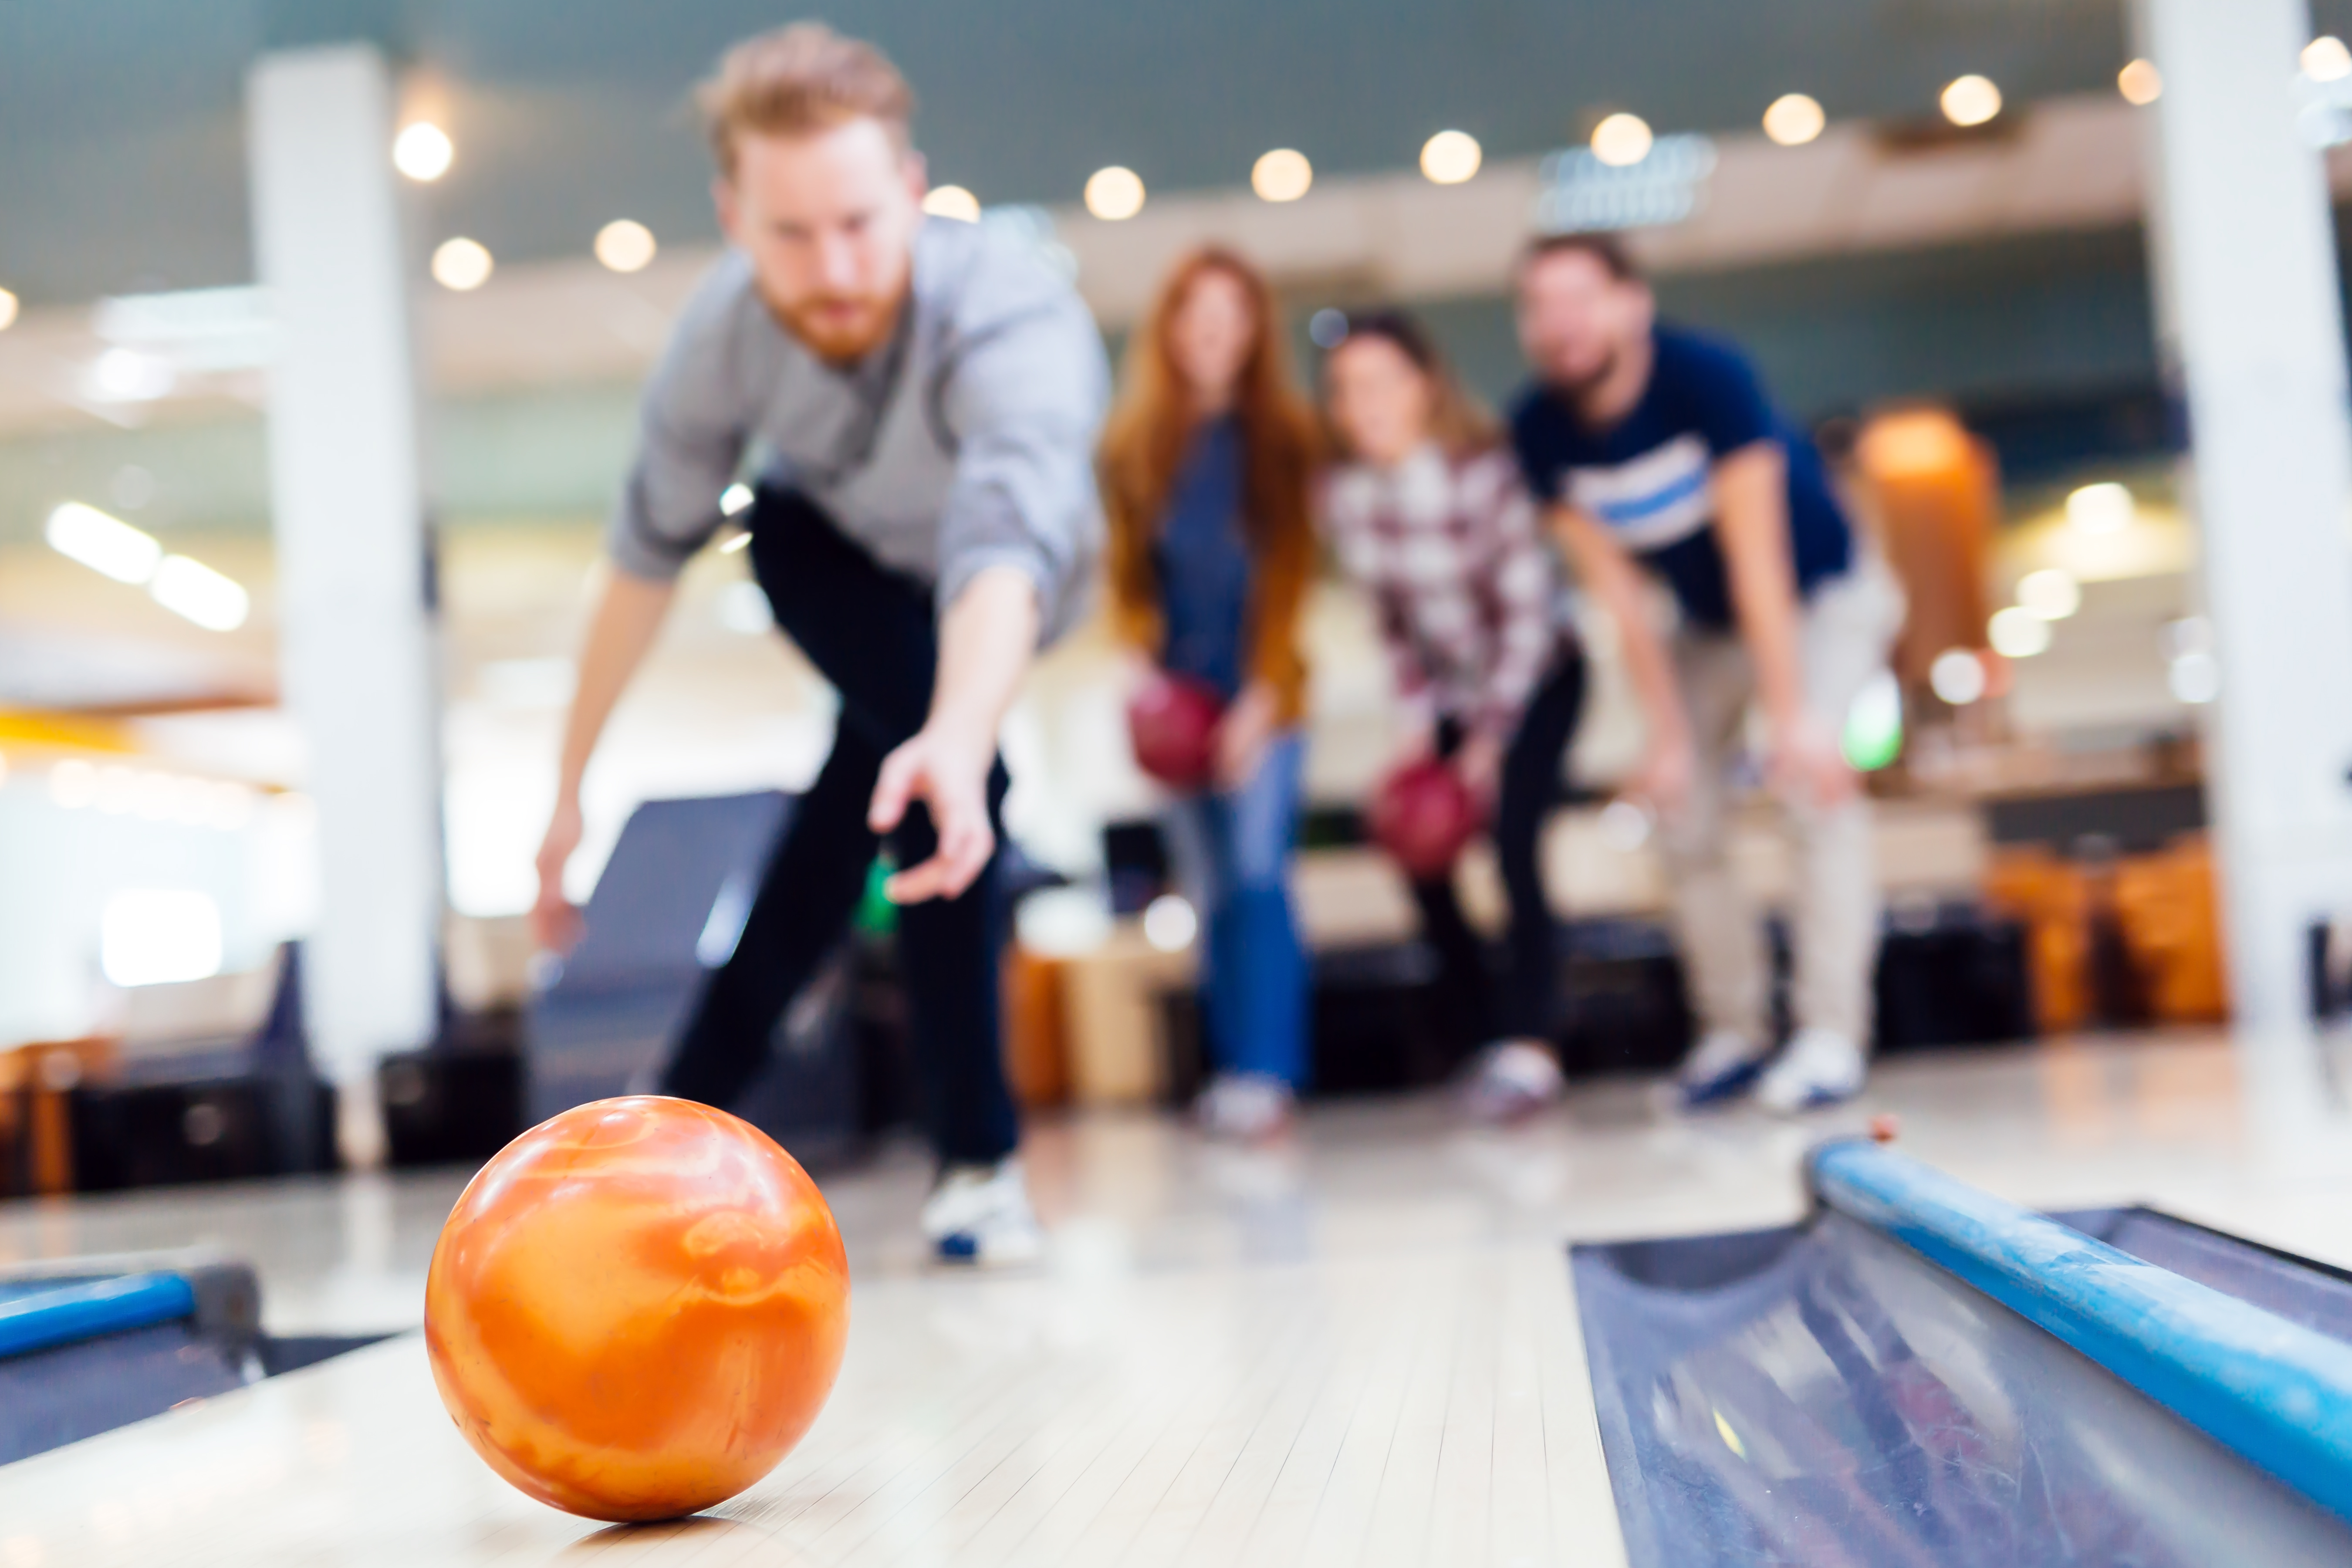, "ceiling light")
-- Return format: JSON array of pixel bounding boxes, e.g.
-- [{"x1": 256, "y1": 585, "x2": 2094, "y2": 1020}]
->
[
  {"x1": 0, "y1": 287, "x2": 17, "y2": 331},
  {"x1": 1084, "y1": 166, "x2": 1146, "y2": 221},
  {"x1": 101, "y1": 889, "x2": 223, "y2": 988},
  {"x1": 2118, "y1": 59, "x2": 2163, "y2": 106},
  {"x1": 91, "y1": 286, "x2": 274, "y2": 375},
  {"x1": 433, "y1": 237, "x2": 493, "y2": 291},
  {"x1": 1762, "y1": 93, "x2": 1826, "y2": 147},
  {"x1": 1420, "y1": 129, "x2": 1482, "y2": 185},
  {"x1": 1251, "y1": 148, "x2": 1313, "y2": 203},
  {"x1": 1941, "y1": 75, "x2": 2002, "y2": 128},
  {"x1": 393, "y1": 122, "x2": 454, "y2": 182},
  {"x1": 2065, "y1": 481, "x2": 2135, "y2": 534},
  {"x1": 89, "y1": 346, "x2": 174, "y2": 402},
  {"x1": 2170, "y1": 651, "x2": 2220, "y2": 705},
  {"x1": 150, "y1": 554, "x2": 250, "y2": 632},
  {"x1": 594, "y1": 220, "x2": 656, "y2": 273},
  {"x1": 1929, "y1": 649, "x2": 1988, "y2": 706},
  {"x1": 922, "y1": 185, "x2": 982, "y2": 222},
  {"x1": 2305, "y1": 37, "x2": 2352, "y2": 82},
  {"x1": 2016, "y1": 568, "x2": 2082, "y2": 621},
  {"x1": 46, "y1": 501, "x2": 162, "y2": 584},
  {"x1": 720, "y1": 483, "x2": 754, "y2": 517},
  {"x1": 1590, "y1": 112, "x2": 1654, "y2": 167},
  {"x1": 1987, "y1": 605, "x2": 2051, "y2": 659}
]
